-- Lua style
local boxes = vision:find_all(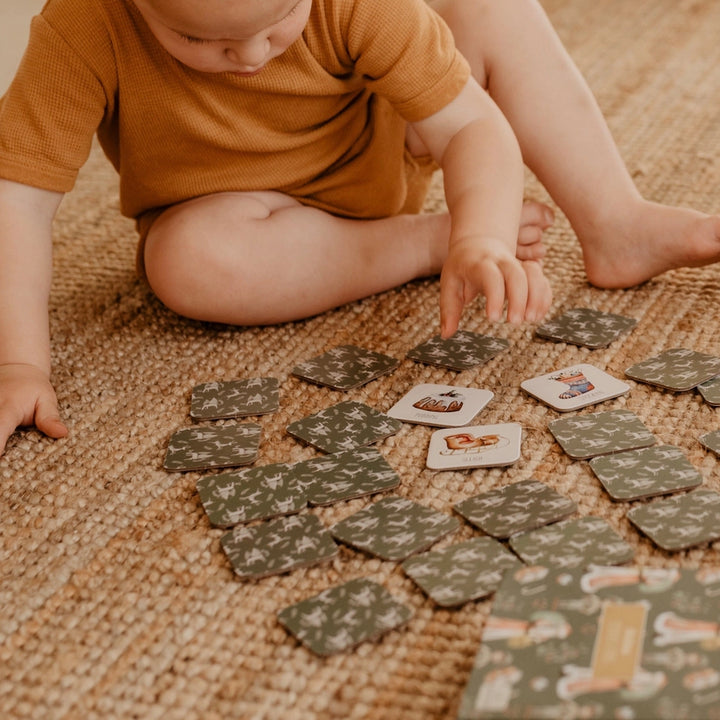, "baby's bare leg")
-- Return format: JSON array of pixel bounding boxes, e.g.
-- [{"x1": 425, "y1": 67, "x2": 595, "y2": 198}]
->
[
  {"x1": 433, "y1": 0, "x2": 720, "y2": 287},
  {"x1": 144, "y1": 191, "x2": 450, "y2": 325},
  {"x1": 144, "y1": 191, "x2": 552, "y2": 325}
]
